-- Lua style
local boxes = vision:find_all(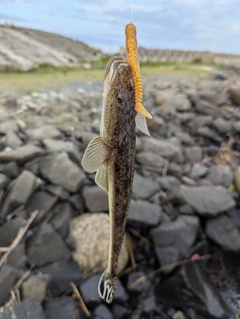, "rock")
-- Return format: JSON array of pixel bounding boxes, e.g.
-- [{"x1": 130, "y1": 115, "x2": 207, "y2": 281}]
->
[
  {"x1": 197, "y1": 126, "x2": 217, "y2": 139},
  {"x1": 227, "y1": 207, "x2": 240, "y2": 229},
  {"x1": 168, "y1": 162, "x2": 182, "y2": 178},
  {"x1": 26, "y1": 191, "x2": 58, "y2": 225},
  {"x1": 150, "y1": 215, "x2": 199, "y2": 266},
  {"x1": 191, "y1": 115, "x2": 212, "y2": 132},
  {"x1": 155, "y1": 92, "x2": 176, "y2": 115},
  {"x1": 27, "y1": 125, "x2": 62, "y2": 140},
  {"x1": 94, "y1": 305, "x2": 113, "y2": 319},
  {"x1": 195, "y1": 100, "x2": 221, "y2": 117},
  {"x1": 198, "y1": 91, "x2": 228, "y2": 106},
  {"x1": 0, "y1": 170, "x2": 36, "y2": 221},
  {"x1": 205, "y1": 165, "x2": 234, "y2": 187},
  {"x1": 181, "y1": 185, "x2": 235, "y2": 216},
  {"x1": 0, "y1": 265, "x2": 18, "y2": 306},
  {"x1": 128, "y1": 199, "x2": 162, "y2": 227},
  {"x1": 184, "y1": 146, "x2": 203, "y2": 164},
  {"x1": 0, "y1": 145, "x2": 44, "y2": 163},
  {"x1": 0, "y1": 299, "x2": 46, "y2": 319},
  {"x1": 190, "y1": 163, "x2": 208, "y2": 179},
  {"x1": 214, "y1": 73, "x2": 226, "y2": 81},
  {"x1": 212, "y1": 118, "x2": 232, "y2": 133},
  {"x1": 80, "y1": 273, "x2": 128, "y2": 303},
  {"x1": 155, "y1": 263, "x2": 229, "y2": 319},
  {"x1": 50, "y1": 202, "x2": 73, "y2": 238},
  {"x1": 70, "y1": 213, "x2": 128, "y2": 273},
  {"x1": 45, "y1": 184, "x2": 70, "y2": 200},
  {"x1": 172, "y1": 311, "x2": 187, "y2": 319},
  {"x1": 175, "y1": 94, "x2": 191, "y2": 112},
  {"x1": 0, "y1": 217, "x2": 26, "y2": 246},
  {"x1": 158, "y1": 176, "x2": 181, "y2": 192},
  {"x1": 42, "y1": 138, "x2": 79, "y2": 155},
  {"x1": 233, "y1": 121, "x2": 240, "y2": 132},
  {"x1": 0, "y1": 161, "x2": 20, "y2": 178},
  {"x1": 44, "y1": 298, "x2": 76, "y2": 319},
  {"x1": 0, "y1": 173, "x2": 9, "y2": 189},
  {"x1": 3, "y1": 131, "x2": 23, "y2": 149},
  {"x1": 227, "y1": 85, "x2": 240, "y2": 105},
  {"x1": 0, "y1": 121, "x2": 19, "y2": 134},
  {"x1": 69, "y1": 194, "x2": 84, "y2": 212},
  {"x1": 127, "y1": 271, "x2": 151, "y2": 293},
  {"x1": 132, "y1": 173, "x2": 159, "y2": 200},
  {"x1": 146, "y1": 115, "x2": 164, "y2": 132},
  {"x1": 142, "y1": 291, "x2": 157, "y2": 315},
  {"x1": 38, "y1": 261, "x2": 82, "y2": 297},
  {"x1": 178, "y1": 204, "x2": 194, "y2": 215},
  {"x1": 27, "y1": 223, "x2": 71, "y2": 267},
  {"x1": 112, "y1": 304, "x2": 131, "y2": 319},
  {"x1": 143, "y1": 137, "x2": 182, "y2": 161},
  {"x1": 21, "y1": 274, "x2": 50, "y2": 303},
  {"x1": 82, "y1": 185, "x2": 108, "y2": 212},
  {"x1": 205, "y1": 214, "x2": 240, "y2": 252},
  {"x1": 39, "y1": 152, "x2": 85, "y2": 192},
  {"x1": 7, "y1": 244, "x2": 26, "y2": 269},
  {"x1": 136, "y1": 151, "x2": 165, "y2": 172}
]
